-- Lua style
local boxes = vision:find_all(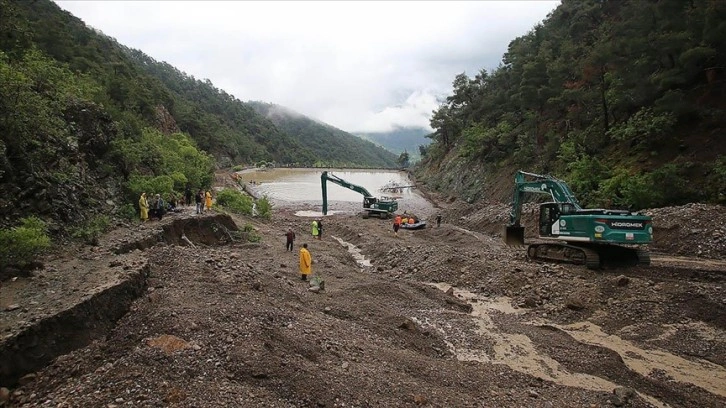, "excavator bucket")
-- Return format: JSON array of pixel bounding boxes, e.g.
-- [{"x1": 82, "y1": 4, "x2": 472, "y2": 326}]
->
[{"x1": 505, "y1": 226, "x2": 525, "y2": 246}]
